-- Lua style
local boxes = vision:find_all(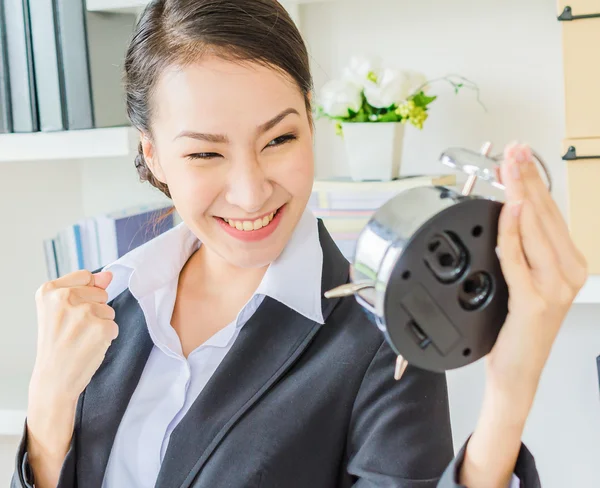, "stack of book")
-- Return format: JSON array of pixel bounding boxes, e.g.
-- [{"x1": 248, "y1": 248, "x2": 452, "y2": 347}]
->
[
  {"x1": 1, "y1": 0, "x2": 135, "y2": 134},
  {"x1": 308, "y1": 175, "x2": 456, "y2": 260},
  {"x1": 44, "y1": 204, "x2": 177, "y2": 279}
]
